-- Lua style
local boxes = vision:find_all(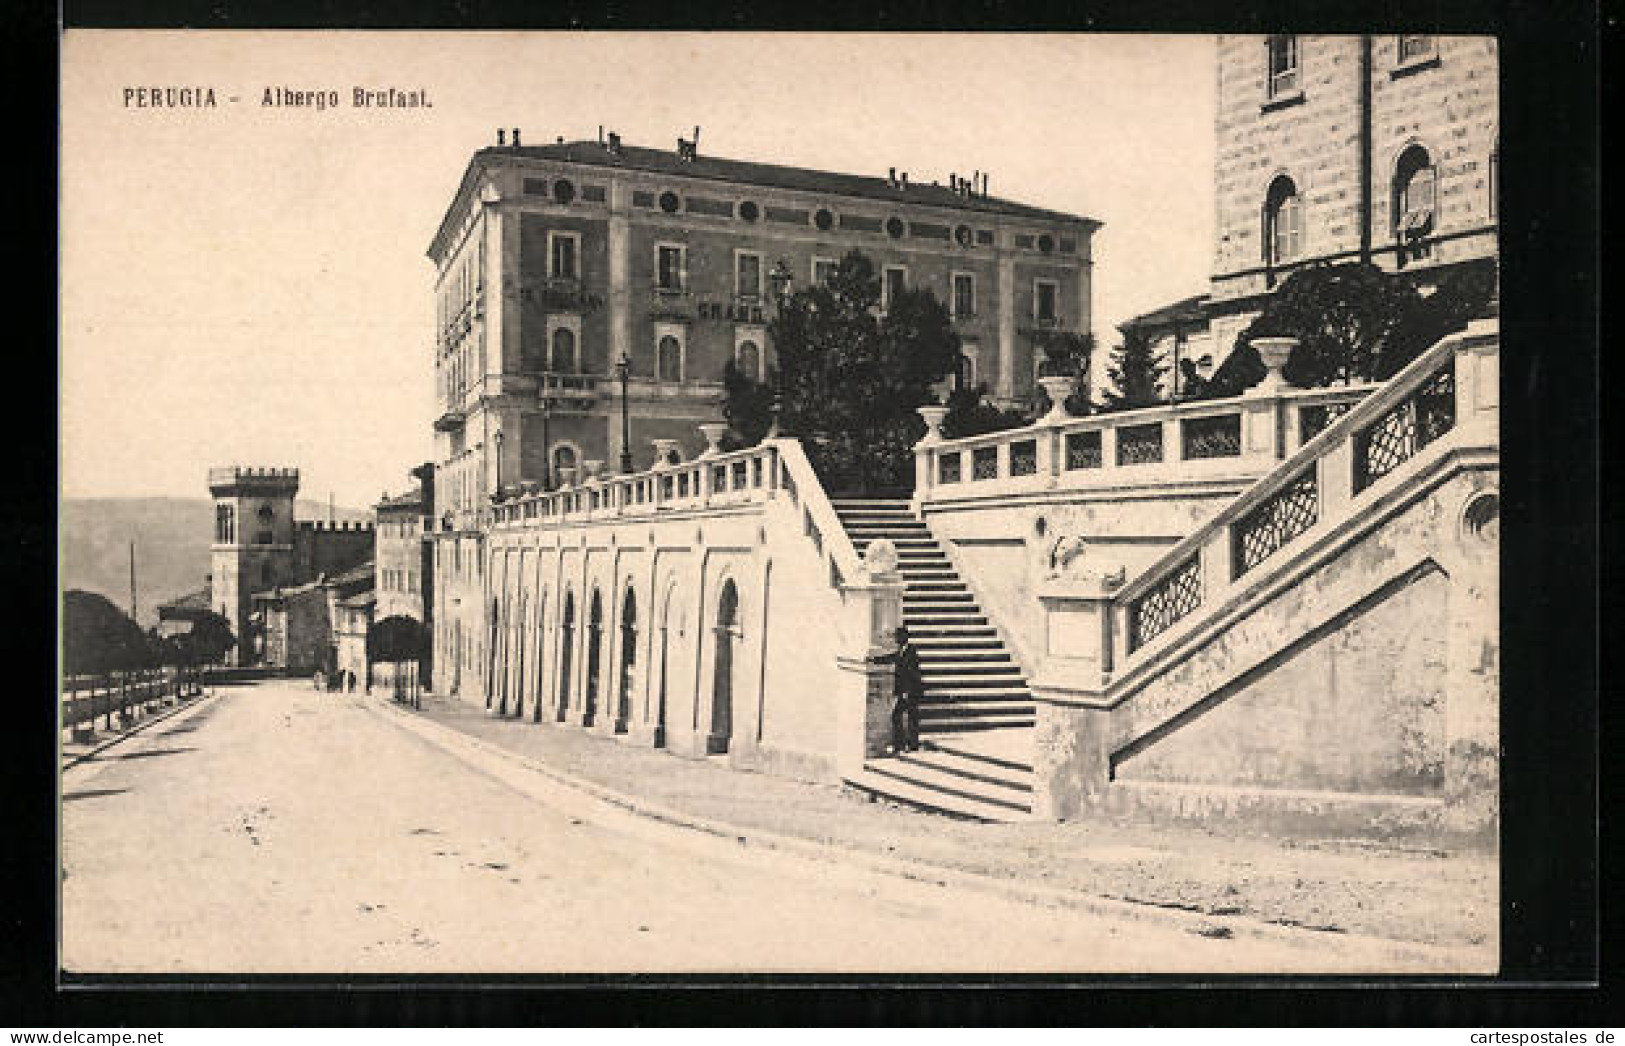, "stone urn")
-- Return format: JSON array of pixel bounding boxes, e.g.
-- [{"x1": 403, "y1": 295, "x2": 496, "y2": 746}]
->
[
  {"x1": 697, "y1": 423, "x2": 729, "y2": 458},
  {"x1": 582, "y1": 459, "x2": 604, "y2": 481},
  {"x1": 1249, "y1": 337, "x2": 1299, "y2": 396},
  {"x1": 650, "y1": 438, "x2": 681, "y2": 470},
  {"x1": 916, "y1": 405, "x2": 950, "y2": 444},
  {"x1": 1038, "y1": 375, "x2": 1076, "y2": 425}
]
